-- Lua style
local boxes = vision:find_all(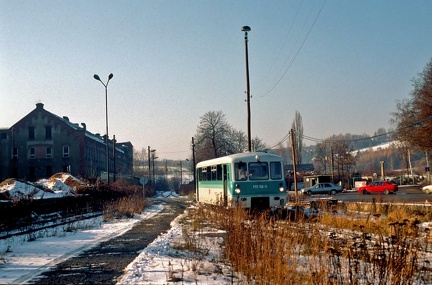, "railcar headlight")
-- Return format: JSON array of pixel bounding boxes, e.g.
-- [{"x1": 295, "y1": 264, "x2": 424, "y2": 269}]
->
[
  {"x1": 235, "y1": 184, "x2": 241, "y2": 194},
  {"x1": 279, "y1": 183, "x2": 285, "y2": 192}
]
